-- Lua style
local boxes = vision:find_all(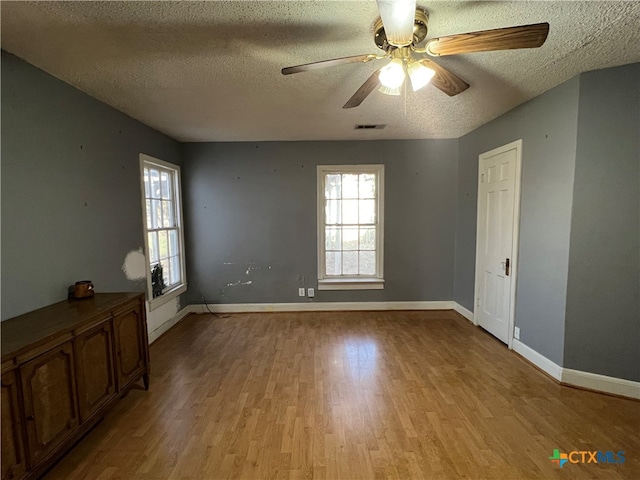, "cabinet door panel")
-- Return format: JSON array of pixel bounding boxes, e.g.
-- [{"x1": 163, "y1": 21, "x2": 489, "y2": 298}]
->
[
  {"x1": 1, "y1": 370, "x2": 26, "y2": 480},
  {"x1": 114, "y1": 305, "x2": 145, "y2": 389},
  {"x1": 20, "y1": 342, "x2": 78, "y2": 466},
  {"x1": 75, "y1": 321, "x2": 117, "y2": 422}
]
